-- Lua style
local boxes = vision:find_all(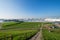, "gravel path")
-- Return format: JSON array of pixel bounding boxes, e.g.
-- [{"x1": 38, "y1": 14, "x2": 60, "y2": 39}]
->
[{"x1": 29, "y1": 27, "x2": 43, "y2": 40}]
